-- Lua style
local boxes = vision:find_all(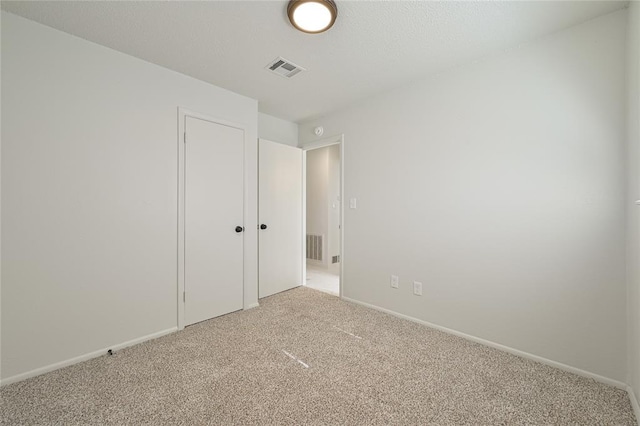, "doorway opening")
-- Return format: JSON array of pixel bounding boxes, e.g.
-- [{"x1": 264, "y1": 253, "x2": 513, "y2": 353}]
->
[{"x1": 303, "y1": 135, "x2": 343, "y2": 297}]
